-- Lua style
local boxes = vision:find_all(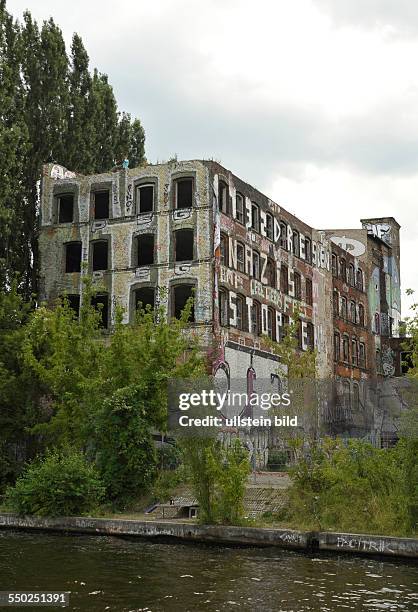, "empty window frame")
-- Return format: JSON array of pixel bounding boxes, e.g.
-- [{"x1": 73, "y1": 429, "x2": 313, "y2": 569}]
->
[
  {"x1": 173, "y1": 284, "x2": 195, "y2": 321},
  {"x1": 65, "y1": 242, "x2": 82, "y2": 273},
  {"x1": 251, "y1": 203, "x2": 260, "y2": 232},
  {"x1": 348, "y1": 263, "x2": 355, "y2": 287},
  {"x1": 333, "y1": 289, "x2": 339, "y2": 316},
  {"x1": 135, "y1": 287, "x2": 155, "y2": 312},
  {"x1": 219, "y1": 181, "x2": 229, "y2": 214},
  {"x1": 175, "y1": 229, "x2": 194, "y2": 262},
  {"x1": 65, "y1": 294, "x2": 80, "y2": 318},
  {"x1": 265, "y1": 213, "x2": 274, "y2": 240},
  {"x1": 235, "y1": 193, "x2": 245, "y2": 224},
  {"x1": 358, "y1": 303, "x2": 365, "y2": 327},
  {"x1": 175, "y1": 178, "x2": 193, "y2": 209},
  {"x1": 219, "y1": 288, "x2": 229, "y2": 326},
  {"x1": 357, "y1": 268, "x2": 364, "y2": 291},
  {"x1": 342, "y1": 334, "x2": 349, "y2": 362},
  {"x1": 137, "y1": 234, "x2": 154, "y2": 266},
  {"x1": 279, "y1": 222, "x2": 288, "y2": 250},
  {"x1": 293, "y1": 231, "x2": 300, "y2": 257},
  {"x1": 220, "y1": 233, "x2": 228, "y2": 266},
  {"x1": 306, "y1": 278, "x2": 313, "y2": 306},
  {"x1": 266, "y1": 258, "x2": 276, "y2": 287},
  {"x1": 91, "y1": 293, "x2": 109, "y2": 328},
  {"x1": 341, "y1": 296, "x2": 347, "y2": 319},
  {"x1": 340, "y1": 258, "x2": 347, "y2": 282},
  {"x1": 94, "y1": 190, "x2": 110, "y2": 219},
  {"x1": 252, "y1": 250, "x2": 260, "y2": 279},
  {"x1": 250, "y1": 300, "x2": 261, "y2": 335},
  {"x1": 331, "y1": 253, "x2": 338, "y2": 276},
  {"x1": 236, "y1": 294, "x2": 245, "y2": 330},
  {"x1": 136, "y1": 184, "x2": 154, "y2": 213},
  {"x1": 306, "y1": 322, "x2": 314, "y2": 350},
  {"x1": 236, "y1": 242, "x2": 245, "y2": 272},
  {"x1": 334, "y1": 331, "x2": 340, "y2": 361},
  {"x1": 305, "y1": 238, "x2": 312, "y2": 264},
  {"x1": 280, "y1": 264, "x2": 289, "y2": 294},
  {"x1": 92, "y1": 240, "x2": 108, "y2": 271},
  {"x1": 294, "y1": 271, "x2": 302, "y2": 300},
  {"x1": 58, "y1": 194, "x2": 74, "y2": 223}
]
